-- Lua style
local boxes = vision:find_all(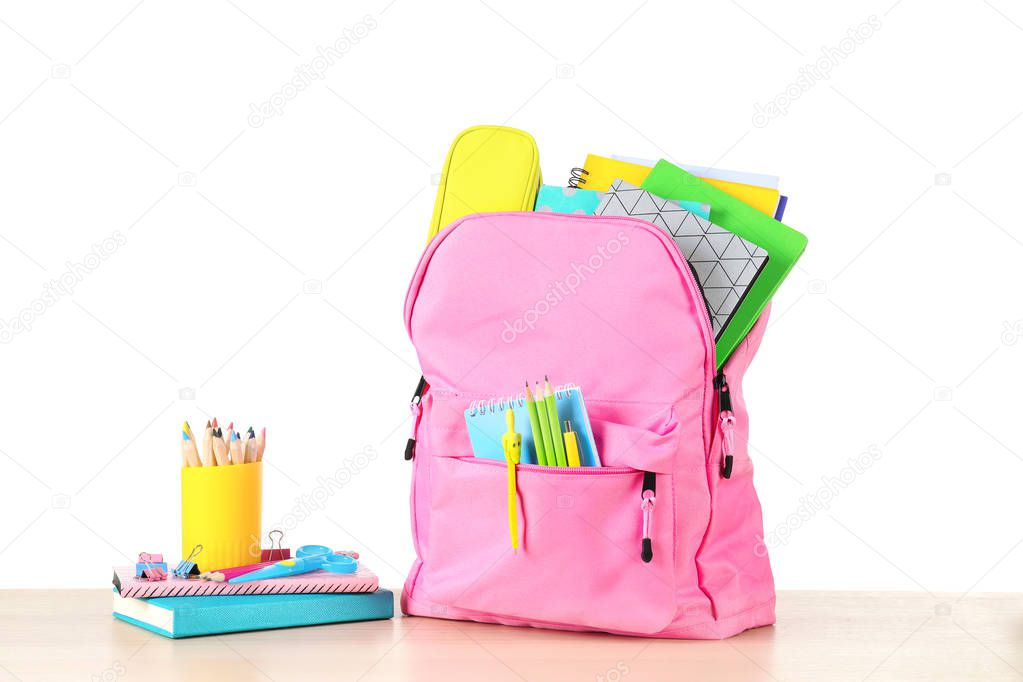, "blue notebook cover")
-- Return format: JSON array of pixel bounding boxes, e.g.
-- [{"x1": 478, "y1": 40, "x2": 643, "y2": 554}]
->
[
  {"x1": 112, "y1": 588, "x2": 393, "y2": 638},
  {"x1": 465, "y1": 386, "x2": 600, "y2": 466},
  {"x1": 535, "y1": 184, "x2": 710, "y2": 220}
]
